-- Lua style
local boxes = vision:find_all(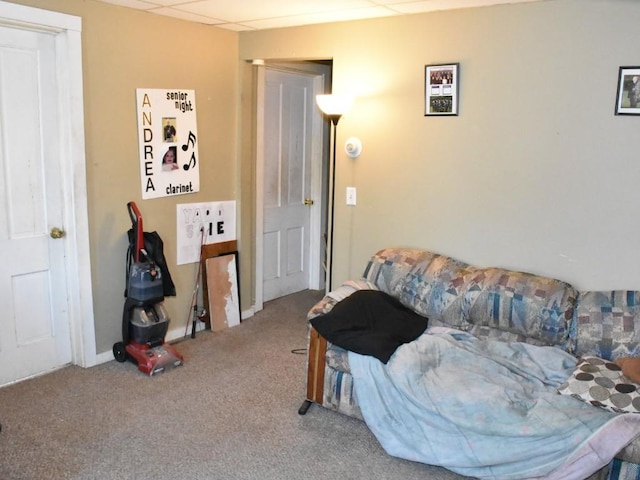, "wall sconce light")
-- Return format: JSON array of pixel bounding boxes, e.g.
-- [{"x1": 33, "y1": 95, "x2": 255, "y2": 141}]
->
[
  {"x1": 316, "y1": 93, "x2": 354, "y2": 291},
  {"x1": 345, "y1": 137, "x2": 362, "y2": 158}
]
